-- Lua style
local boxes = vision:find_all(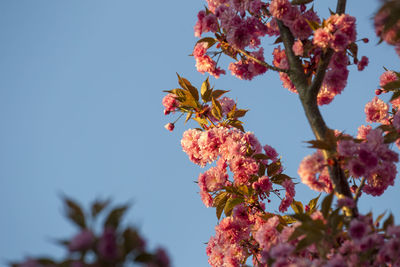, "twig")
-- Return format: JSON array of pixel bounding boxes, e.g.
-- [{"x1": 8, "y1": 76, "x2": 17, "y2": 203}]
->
[
  {"x1": 353, "y1": 176, "x2": 366, "y2": 205},
  {"x1": 275, "y1": 0, "x2": 357, "y2": 217},
  {"x1": 233, "y1": 46, "x2": 290, "y2": 73}
]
